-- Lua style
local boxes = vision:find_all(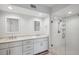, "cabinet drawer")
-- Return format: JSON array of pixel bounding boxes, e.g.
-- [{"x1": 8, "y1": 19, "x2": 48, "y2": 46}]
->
[
  {"x1": 9, "y1": 41, "x2": 22, "y2": 47},
  {"x1": 10, "y1": 46, "x2": 22, "y2": 55},
  {"x1": 23, "y1": 40, "x2": 33, "y2": 45},
  {"x1": 23, "y1": 45, "x2": 33, "y2": 52},
  {"x1": 0, "y1": 48, "x2": 9, "y2": 55},
  {"x1": 34, "y1": 38, "x2": 48, "y2": 43},
  {"x1": 0, "y1": 43, "x2": 8, "y2": 50},
  {"x1": 34, "y1": 50, "x2": 40, "y2": 54}
]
